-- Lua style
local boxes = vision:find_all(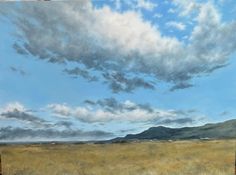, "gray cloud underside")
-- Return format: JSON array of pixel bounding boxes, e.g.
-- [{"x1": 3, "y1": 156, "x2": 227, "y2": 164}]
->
[
  {"x1": 102, "y1": 72, "x2": 155, "y2": 93},
  {"x1": 1, "y1": 1, "x2": 235, "y2": 92},
  {"x1": 54, "y1": 121, "x2": 74, "y2": 129},
  {"x1": 0, "y1": 109, "x2": 75, "y2": 129},
  {"x1": 64, "y1": 67, "x2": 154, "y2": 93},
  {"x1": 157, "y1": 117, "x2": 194, "y2": 125},
  {"x1": 13, "y1": 43, "x2": 29, "y2": 55},
  {"x1": 0, "y1": 110, "x2": 49, "y2": 127},
  {"x1": 0, "y1": 127, "x2": 113, "y2": 140},
  {"x1": 64, "y1": 67, "x2": 98, "y2": 82},
  {"x1": 84, "y1": 97, "x2": 153, "y2": 113},
  {"x1": 81, "y1": 98, "x2": 202, "y2": 124},
  {"x1": 9, "y1": 66, "x2": 27, "y2": 76},
  {"x1": 219, "y1": 111, "x2": 230, "y2": 116},
  {"x1": 169, "y1": 82, "x2": 194, "y2": 91},
  {"x1": 84, "y1": 98, "x2": 197, "y2": 116},
  {"x1": 0, "y1": 105, "x2": 113, "y2": 140}
]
